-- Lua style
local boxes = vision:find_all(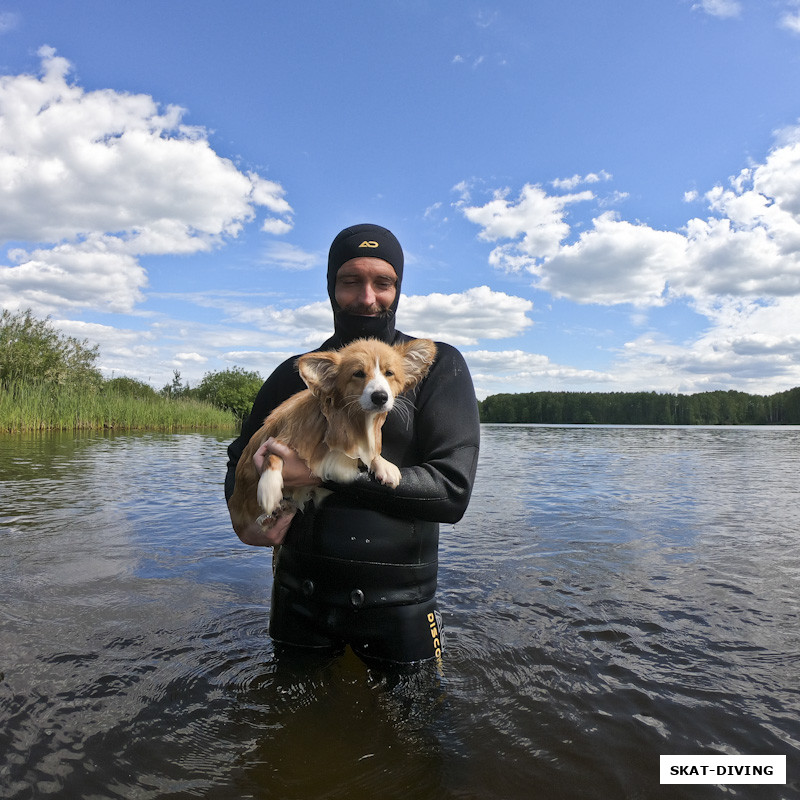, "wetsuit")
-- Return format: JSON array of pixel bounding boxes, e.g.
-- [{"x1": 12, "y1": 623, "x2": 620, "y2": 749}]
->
[{"x1": 225, "y1": 224, "x2": 480, "y2": 664}]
